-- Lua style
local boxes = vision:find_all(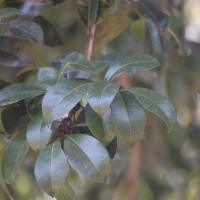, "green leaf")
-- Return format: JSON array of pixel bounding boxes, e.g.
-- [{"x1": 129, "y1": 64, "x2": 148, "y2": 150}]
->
[
  {"x1": 77, "y1": 0, "x2": 100, "y2": 30},
  {"x1": 124, "y1": 87, "x2": 176, "y2": 132},
  {"x1": 144, "y1": 20, "x2": 164, "y2": 55},
  {"x1": 35, "y1": 67, "x2": 58, "y2": 90},
  {"x1": 94, "y1": 8, "x2": 132, "y2": 50},
  {"x1": 64, "y1": 134, "x2": 111, "y2": 182},
  {"x1": 88, "y1": 81, "x2": 120, "y2": 117},
  {"x1": 105, "y1": 54, "x2": 160, "y2": 81},
  {"x1": 58, "y1": 52, "x2": 97, "y2": 80},
  {"x1": 0, "y1": 147, "x2": 15, "y2": 200},
  {"x1": 0, "y1": 19, "x2": 44, "y2": 44},
  {"x1": 0, "y1": 8, "x2": 20, "y2": 21},
  {"x1": 34, "y1": 141, "x2": 69, "y2": 196},
  {"x1": 92, "y1": 61, "x2": 110, "y2": 73},
  {"x1": 85, "y1": 105, "x2": 115, "y2": 145},
  {"x1": 26, "y1": 113, "x2": 52, "y2": 152},
  {"x1": 0, "y1": 106, "x2": 7, "y2": 135},
  {"x1": 2, "y1": 135, "x2": 29, "y2": 183},
  {"x1": 110, "y1": 91, "x2": 146, "y2": 148},
  {"x1": 42, "y1": 79, "x2": 91, "y2": 124},
  {"x1": 36, "y1": 79, "x2": 57, "y2": 90},
  {"x1": 137, "y1": 1, "x2": 169, "y2": 55},
  {"x1": 167, "y1": 28, "x2": 190, "y2": 56},
  {"x1": 37, "y1": 67, "x2": 58, "y2": 81},
  {"x1": 138, "y1": 1, "x2": 169, "y2": 31},
  {"x1": 0, "y1": 37, "x2": 34, "y2": 67},
  {"x1": 55, "y1": 181, "x2": 78, "y2": 200},
  {"x1": 0, "y1": 83, "x2": 45, "y2": 106},
  {"x1": 103, "y1": 108, "x2": 117, "y2": 144}
]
